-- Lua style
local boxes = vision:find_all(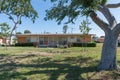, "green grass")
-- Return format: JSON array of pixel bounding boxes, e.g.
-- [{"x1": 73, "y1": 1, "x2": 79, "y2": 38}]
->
[{"x1": 0, "y1": 43, "x2": 120, "y2": 80}]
